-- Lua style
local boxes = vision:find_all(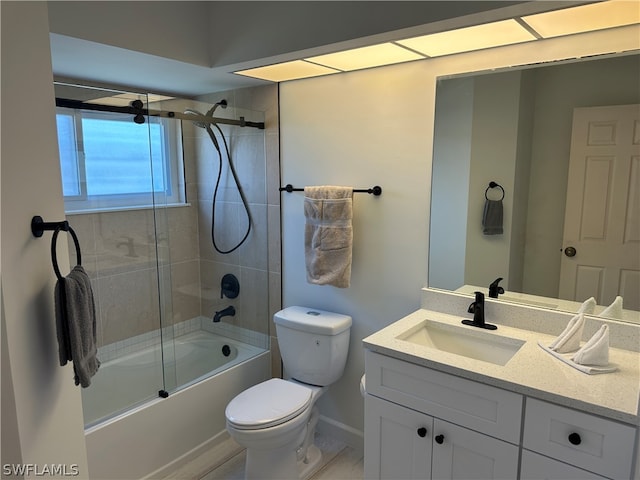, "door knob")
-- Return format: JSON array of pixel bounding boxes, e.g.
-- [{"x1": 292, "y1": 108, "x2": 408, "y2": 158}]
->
[
  {"x1": 417, "y1": 427, "x2": 427, "y2": 438},
  {"x1": 564, "y1": 246, "x2": 577, "y2": 257},
  {"x1": 435, "y1": 434, "x2": 444, "y2": 444}
]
